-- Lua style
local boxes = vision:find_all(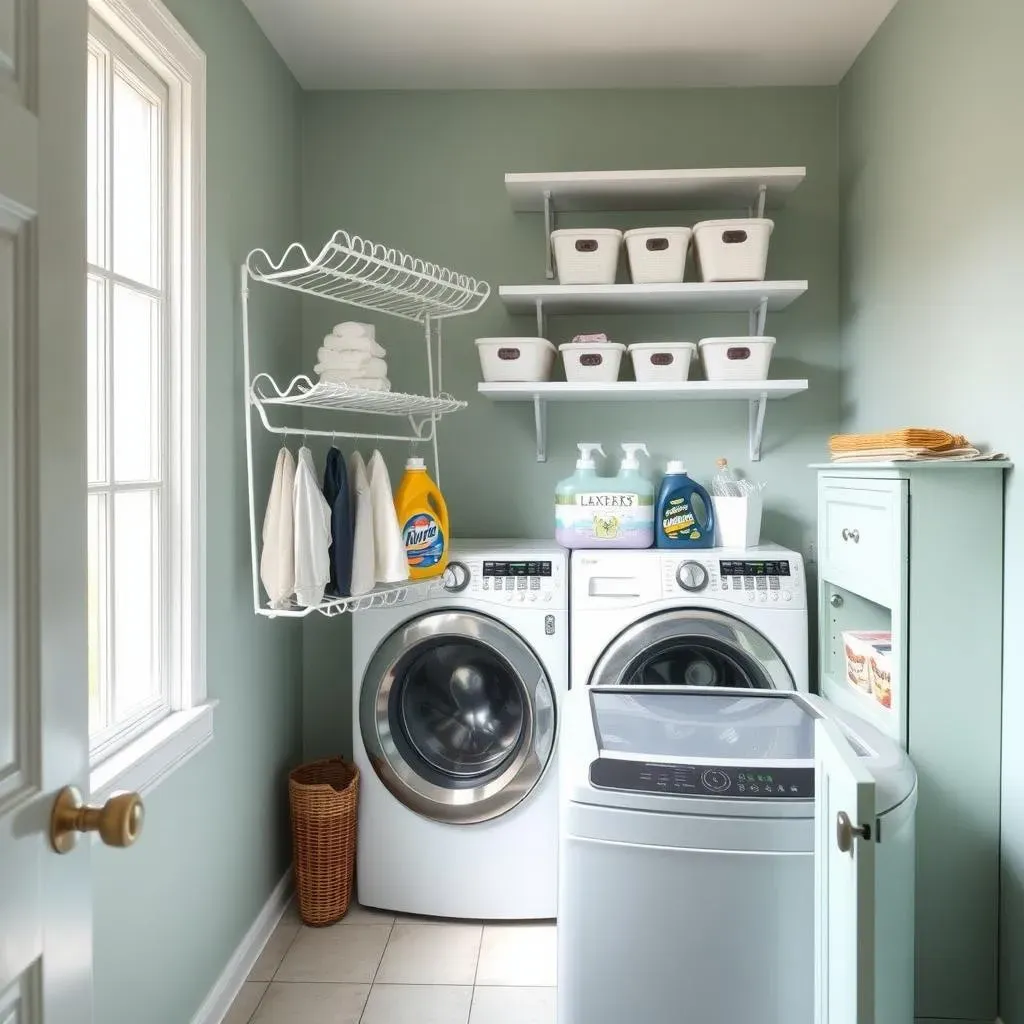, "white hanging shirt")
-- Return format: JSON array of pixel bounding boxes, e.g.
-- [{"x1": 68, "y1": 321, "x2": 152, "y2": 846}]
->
[
  {"x1": 368, "y1": 450, "x2": 409, "y2": 584},
  {"x1": 293, "y1": 446, "x2": 332, "y2": 608},
  {"x1": 348, "y1": 451, "x2": 376, "y2": 597},
  {"x1": 260, "y1": 447, "x2": 296, "y2": 609}
]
